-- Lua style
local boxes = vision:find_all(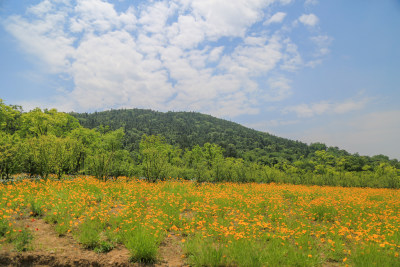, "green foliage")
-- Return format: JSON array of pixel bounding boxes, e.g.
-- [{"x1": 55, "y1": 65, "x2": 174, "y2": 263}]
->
[
  {"x1": 0, "y1": 217, "x2": 10, "y2": 237},
  {"x1": 0, "y1": 99, "x2": 399, "y2": 188},
  {"x1": 77, "y1": 218, "x2": 104, "y2": 249},
  {"x1": 86, "y1": 128, "x2": 125, "y2": 180},
  {"x1": 311, "y1": 204, "x2": 338, "y2": 222},
  {"x1": 351, "y1": 244, "x2": 400, "y2": 266},
  {"x1": 184, "y1": 236, "x2": 228, "y2": 267},
  {"x1": 29, "y1": 198, "x2": 44, "y2": 217},
  {"x1": 22, "y1": 135, "x2": 55, "y2": 178},
  {"x1": 51, "y1": 136, "x2": 82, "y2": 179},
  {"x1": 139, "y1": 134, "x2": 174, "y2": 182},
  {"x1": 0, "y1": 99, "x2": 22, "y2": 134},
  {"x1": 123, "y1": 226, "x2": 159, "y2": 263},
  {"x1": 94, "y1": 240, "x2": 114, "y2": 253},
  {"x1": 71, "y1": 109, "x2": 311, "y2": 163},
  {"x1": 19, "y1": 108, "x2": 80, "y2": 138},
  {"x1": 54, "y1": 220, "x2": 70, "y2": 236},
  {"x1": 0, "y1": 132, "x2": 22, "y2": 179},
  {"x1": 7, "y1": 228, "x2": 33, "y2": 252}
]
